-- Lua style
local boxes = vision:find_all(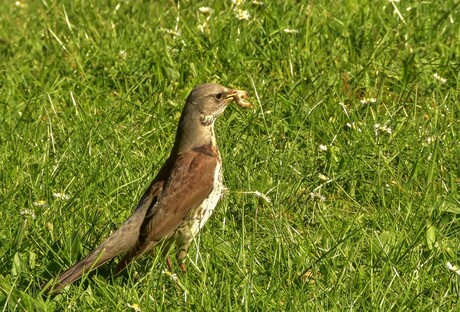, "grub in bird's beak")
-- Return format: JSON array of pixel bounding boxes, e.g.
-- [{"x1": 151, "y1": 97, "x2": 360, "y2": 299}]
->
[{"x1": 228, "y1": 89, "x2": 252, "y2": 108}]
